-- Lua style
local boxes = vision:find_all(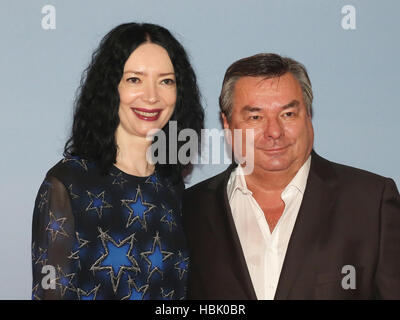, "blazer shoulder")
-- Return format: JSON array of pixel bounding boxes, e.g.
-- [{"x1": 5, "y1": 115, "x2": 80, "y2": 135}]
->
[
  {"x1": 185, "y1": 168, "x2": 231, "y2": 196},
  {"x1": 330, "y1": 160, "x2": 388, "y2": 181},
  {"x1": 326, "y1": 158, "x2": 394, "y2": 191}
]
